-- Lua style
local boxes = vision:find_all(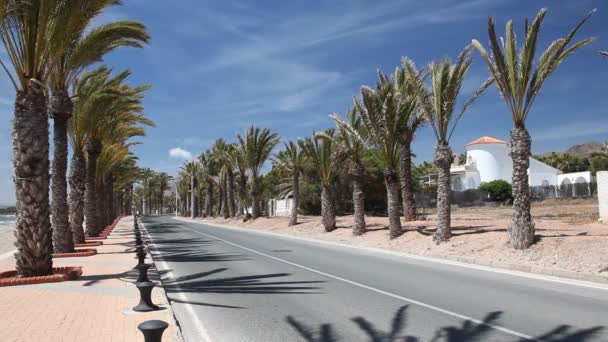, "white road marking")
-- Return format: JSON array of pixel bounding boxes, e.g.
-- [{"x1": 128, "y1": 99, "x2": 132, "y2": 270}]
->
[
  {"x1": 174, "y1": 217, "x2": 608, "y2": 291},
  {"x1": 174, "y1": 223, "x2": 533, "y2": 340},
  {"x1": 140, "y1": 220, "x2": 213, "y2": 342}
]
